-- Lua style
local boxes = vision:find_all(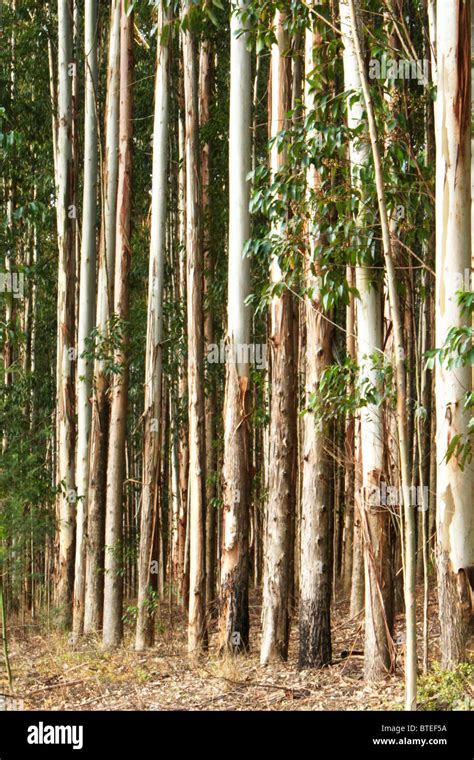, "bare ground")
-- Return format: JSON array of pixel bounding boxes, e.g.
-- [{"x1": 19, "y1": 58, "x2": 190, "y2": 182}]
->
[{"x1": 3, "y1": 590, "x2": 446, "y2": 711}]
